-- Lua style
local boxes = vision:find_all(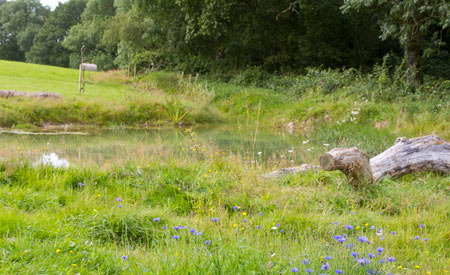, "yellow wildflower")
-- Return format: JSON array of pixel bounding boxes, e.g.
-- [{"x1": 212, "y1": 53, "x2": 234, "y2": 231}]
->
[{"x1": 56, "y1": 249, "x2": 61, "y2": 253}]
